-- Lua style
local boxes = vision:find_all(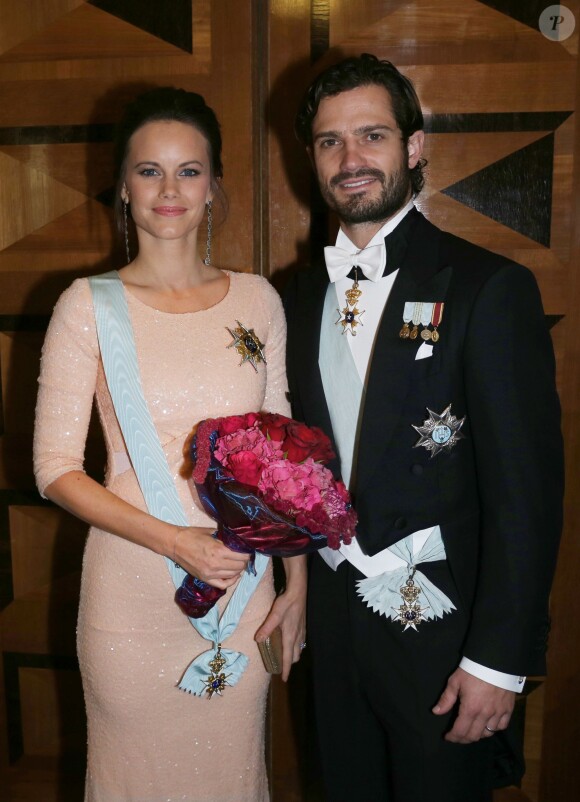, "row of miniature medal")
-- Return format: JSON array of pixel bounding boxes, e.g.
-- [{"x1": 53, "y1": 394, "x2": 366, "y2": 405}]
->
[{"x1": 399, "y1": 301, "x2": 444, "y2": 342}]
